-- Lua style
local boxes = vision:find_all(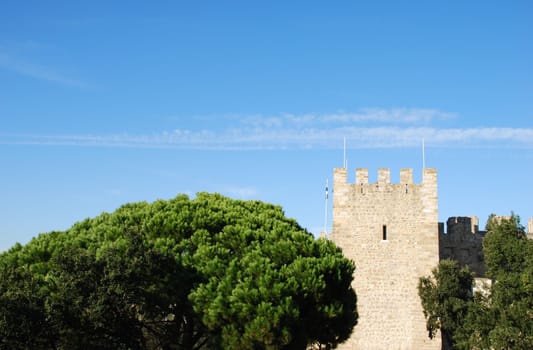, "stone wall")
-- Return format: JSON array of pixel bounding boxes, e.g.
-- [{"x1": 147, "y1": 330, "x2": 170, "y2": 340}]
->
[
  {"x1": 439, "y1": 215, "x2": 533, "y2": 275},
  {"x1": 439, "y1": 216, "x2": 486, "y2": 276},
  {"x1": 330, "y1": 168, "x2": 441, "y2": 350}
]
